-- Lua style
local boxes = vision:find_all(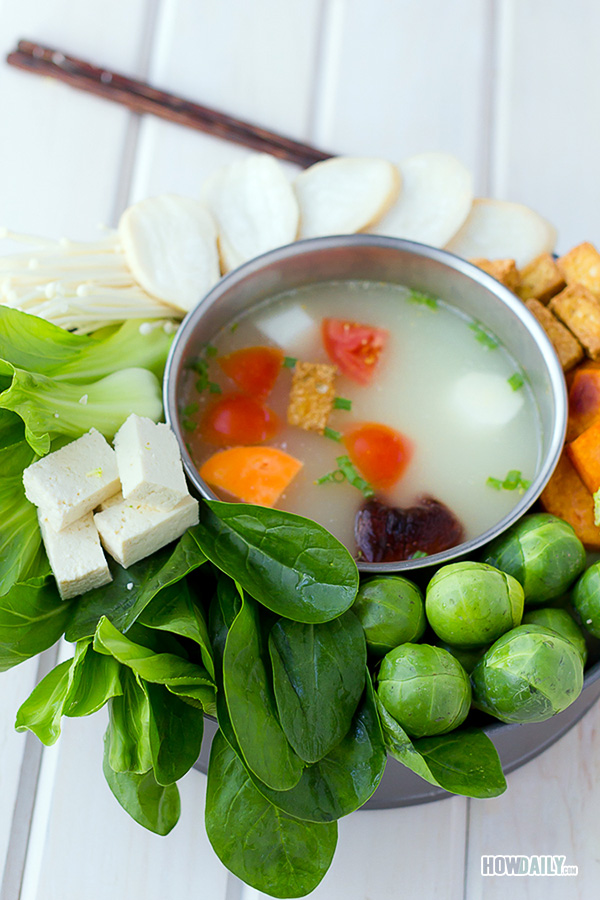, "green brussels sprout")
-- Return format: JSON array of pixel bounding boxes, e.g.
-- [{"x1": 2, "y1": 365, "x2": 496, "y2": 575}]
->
[
  {"x1": 438, "y1": 642, "x2": 487, "y2": 674},
  {"x1": 522, "y1": 607, "x2": 587, "y2": 665},
  {"x1": 352, "y1": 576, "x2": 426, "y2": 657},
  {"x1": 377, "y1": 643, "x2": 471, "y2": 738},
  {"x1": 482, "y1": 513, "x2": 586, "y2": 607},
  {"x1": 425, "y1": 561, "x2": 524, "y2": 649},
  {"x1": 471, "y1": 624, "x2": 584, "y2": 724},
  {"x1": 572, "y1": 562, "x2": 600, "y2": 639}
]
